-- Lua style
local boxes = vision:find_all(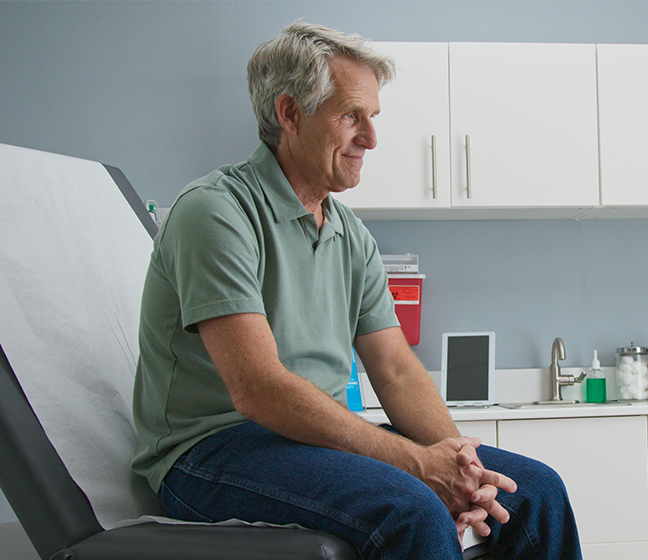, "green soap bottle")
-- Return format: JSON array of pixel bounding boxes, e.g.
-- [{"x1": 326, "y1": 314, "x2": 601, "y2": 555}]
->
[{"x1": 586, "y1": 350, "x2": 607, "y2": 403}]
